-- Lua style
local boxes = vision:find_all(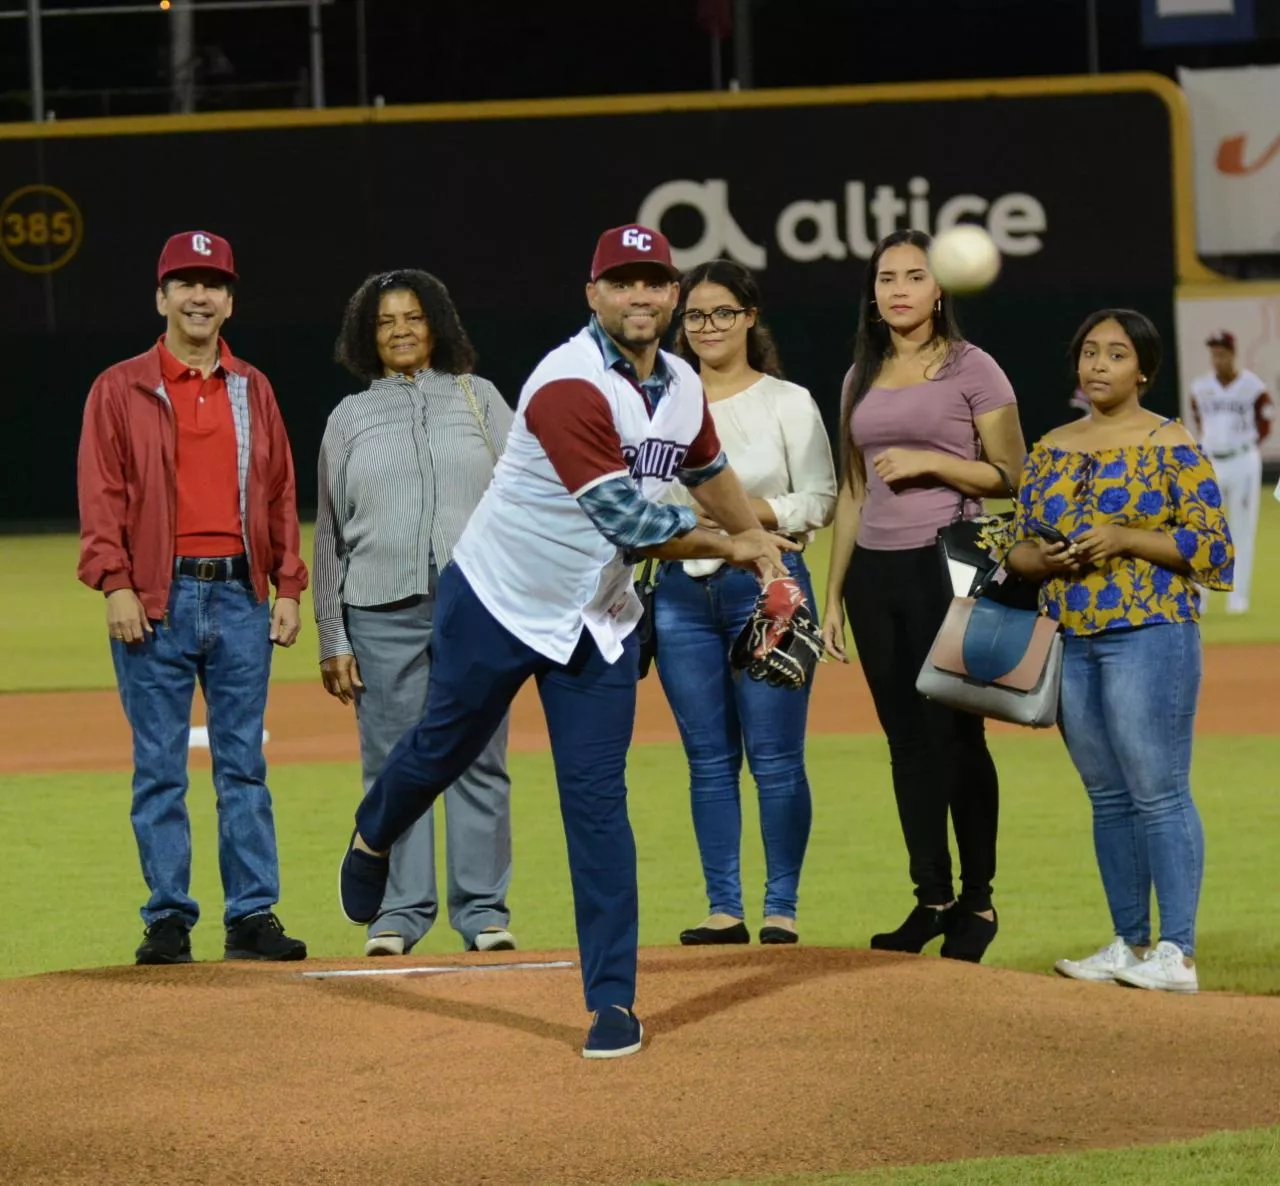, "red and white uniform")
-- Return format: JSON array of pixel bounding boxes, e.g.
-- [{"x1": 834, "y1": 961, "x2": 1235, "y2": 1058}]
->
[
  {"x1": 1190, "y1": 367, "x2": 1273, "y2": 613},
  {"x1": 453, "y1": 327, "x2": 718, "y2": 663}
]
